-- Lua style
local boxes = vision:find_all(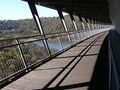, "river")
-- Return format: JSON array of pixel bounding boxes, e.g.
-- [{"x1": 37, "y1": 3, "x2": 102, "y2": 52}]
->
[{"x1": 34, "y1": 41, "x2": 70, "y2": 50}]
